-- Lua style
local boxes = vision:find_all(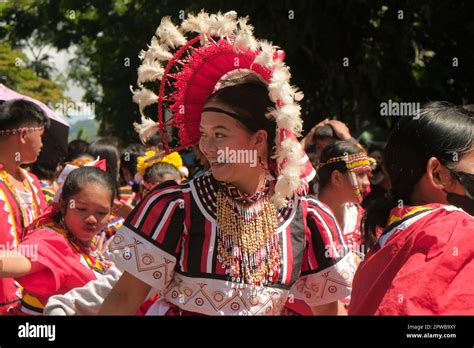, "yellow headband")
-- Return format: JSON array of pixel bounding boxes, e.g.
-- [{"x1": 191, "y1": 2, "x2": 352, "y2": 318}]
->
[{"x1": 136, "y1": 151, "x2": 183, "y2": 177}]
